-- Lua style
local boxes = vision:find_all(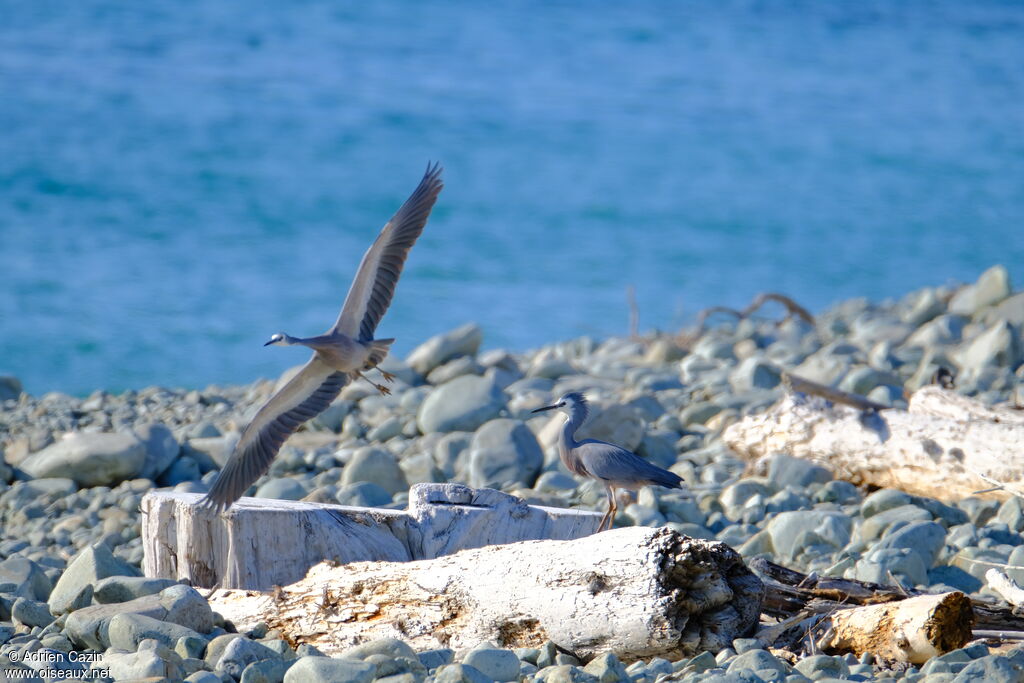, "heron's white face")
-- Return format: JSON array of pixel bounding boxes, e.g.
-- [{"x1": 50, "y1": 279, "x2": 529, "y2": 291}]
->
[
  {"x1": 264, "y1": 333, "x2": 288, "y2": 347},
  {"x1": 556, "y1": 394, "x2": 577, "y2": 413}
]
